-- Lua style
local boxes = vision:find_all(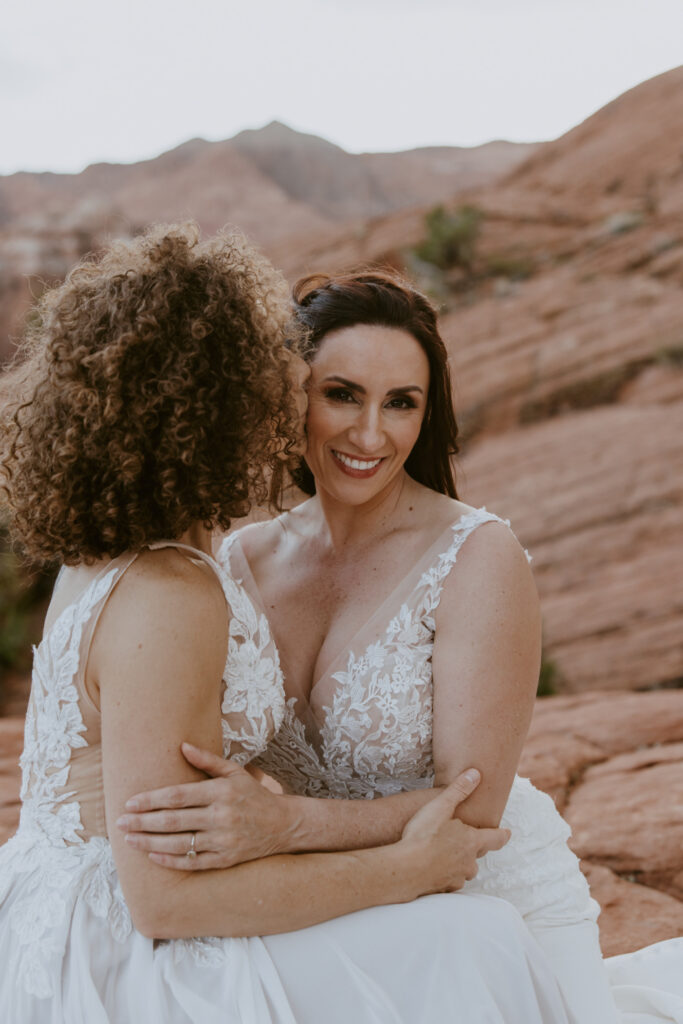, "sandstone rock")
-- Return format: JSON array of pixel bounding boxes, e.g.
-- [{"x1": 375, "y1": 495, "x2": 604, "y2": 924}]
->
[
  {"x1": 442, "y1": 270, "x2": 683, "y2": 437},
  {"x1": 0, "y1": 716, "x2": 24, "y2": 758},
  {"x1": 460, "y1": 404, "x2": 683, "y2": 692},
  {"x1": 0, "y1": 717, "x2": 22, "y2": 845},
  {"x1": 620, "y1": 363, "x2": 683, "y2": 406},
  {"x1": 582, "y1": 863, "x2": 683, "y2": 958},
  {"x1": 567, "y1": 742, "x2": 683, "y2": 899},
  {"x1": 518, "y1": 730, "x2": 603, "y2": 809},
  {"x1": 491, "y1": 66, "x2": 683, "y2": 222},
  {"x1": 526, "y1": 692, "x2": 683, "y2": 758}
]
